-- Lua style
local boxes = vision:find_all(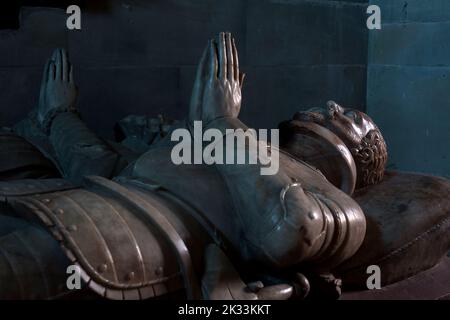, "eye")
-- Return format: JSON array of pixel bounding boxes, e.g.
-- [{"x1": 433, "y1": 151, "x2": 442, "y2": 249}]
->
[
  {"x1": 345, "y1": 111, "x2": 362, "y2": 124},
  {"x1": 345, "y1": 111, "x2": 356, "y2": 118}
]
